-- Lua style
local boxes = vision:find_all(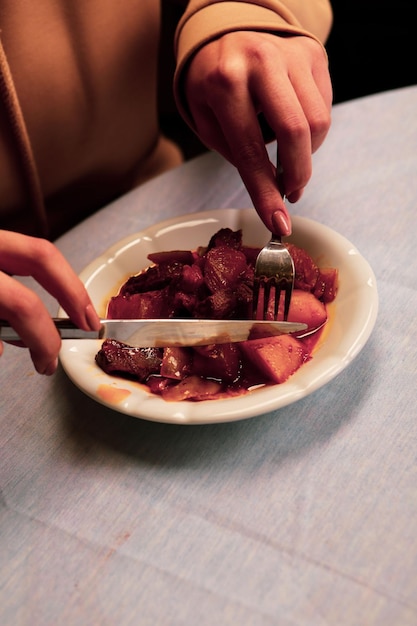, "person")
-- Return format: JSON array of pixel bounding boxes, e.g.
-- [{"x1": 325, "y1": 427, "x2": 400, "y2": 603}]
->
[{"x1": 0, "y1": 0, "x2": 333, "y2": 375}]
